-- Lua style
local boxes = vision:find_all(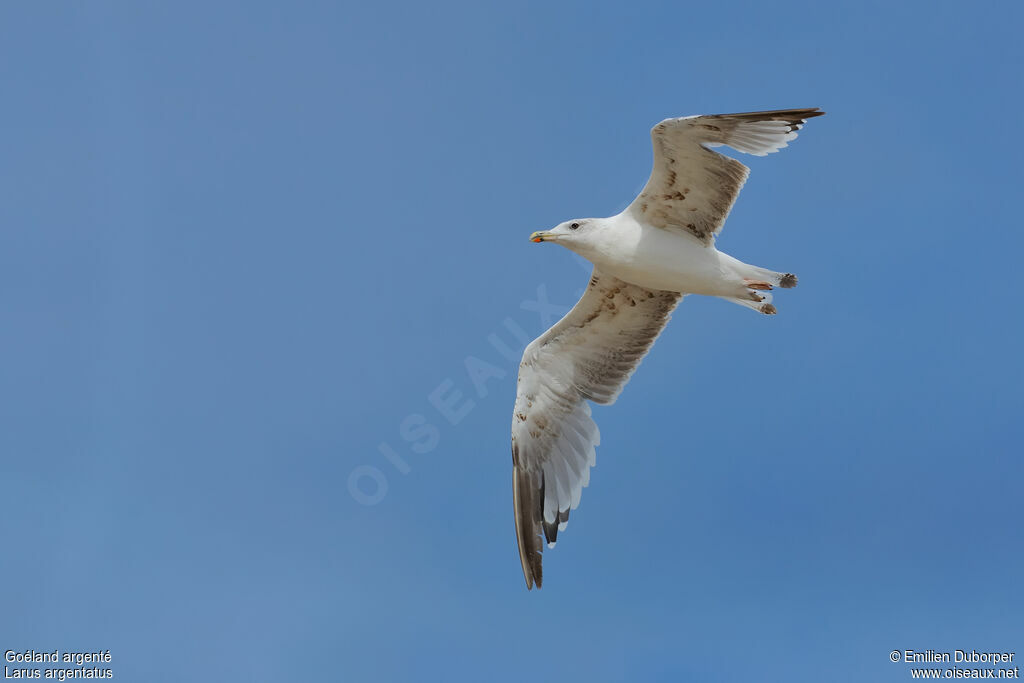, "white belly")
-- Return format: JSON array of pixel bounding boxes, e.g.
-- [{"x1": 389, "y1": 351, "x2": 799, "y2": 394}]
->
[{"x1": 590, "y1": 219, "x2": 748, "y2": 296}]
